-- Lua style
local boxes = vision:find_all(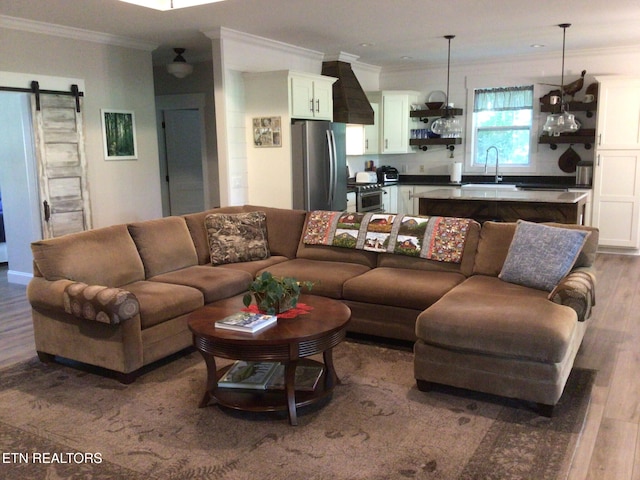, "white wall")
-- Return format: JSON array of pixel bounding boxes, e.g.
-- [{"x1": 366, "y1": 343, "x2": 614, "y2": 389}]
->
[
  {"x1": 0, "y1": 24, "x2": 162, "y2": 282},
  {"x1": 0, "y1": 26, "x2": 162, "y2": 227},
  {"x1": 207, "y1": 28, "x2": 328, "y2": 206},
  {"x1": 377, "y1": 46, "x2": 640, "y2": 177}
]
